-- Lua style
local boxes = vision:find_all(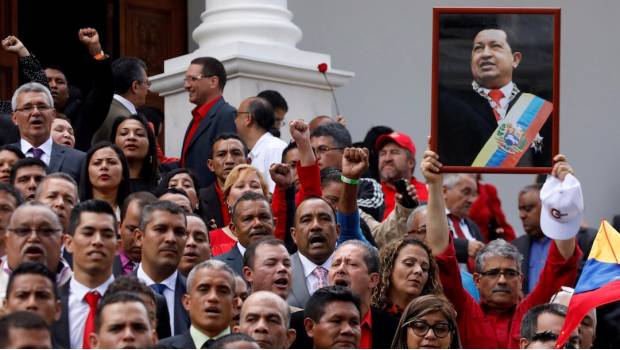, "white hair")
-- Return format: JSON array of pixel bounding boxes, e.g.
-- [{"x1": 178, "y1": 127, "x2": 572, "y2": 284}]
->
[{"x1": 11, "y1": 82, "x2": 54, "y2": 112}]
